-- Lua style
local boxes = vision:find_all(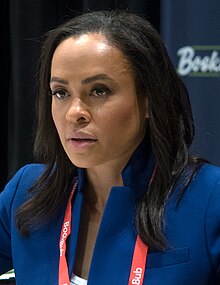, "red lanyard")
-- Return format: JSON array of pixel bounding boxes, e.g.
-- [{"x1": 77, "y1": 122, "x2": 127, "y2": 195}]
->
[
  {"x1": 59, "y1": 180, "x2": 78, "y2": 285},
  {"x1": 58, "y1": 180, "x2": 148, "y2": 285},
  {"x1": 128, "y1": 236, "x2": 148, "y2": 285}
]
